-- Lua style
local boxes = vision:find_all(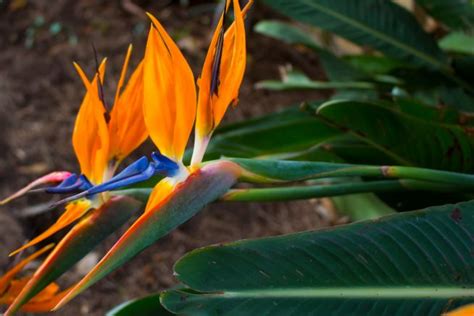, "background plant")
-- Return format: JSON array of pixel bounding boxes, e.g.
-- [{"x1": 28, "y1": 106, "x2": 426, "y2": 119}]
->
[
  {"x1": 1, "y1": 0, "x2": 474, "y2": 315},
  {"x1": 108, "y1": 0, "x2": 474, "y2": 314}
]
